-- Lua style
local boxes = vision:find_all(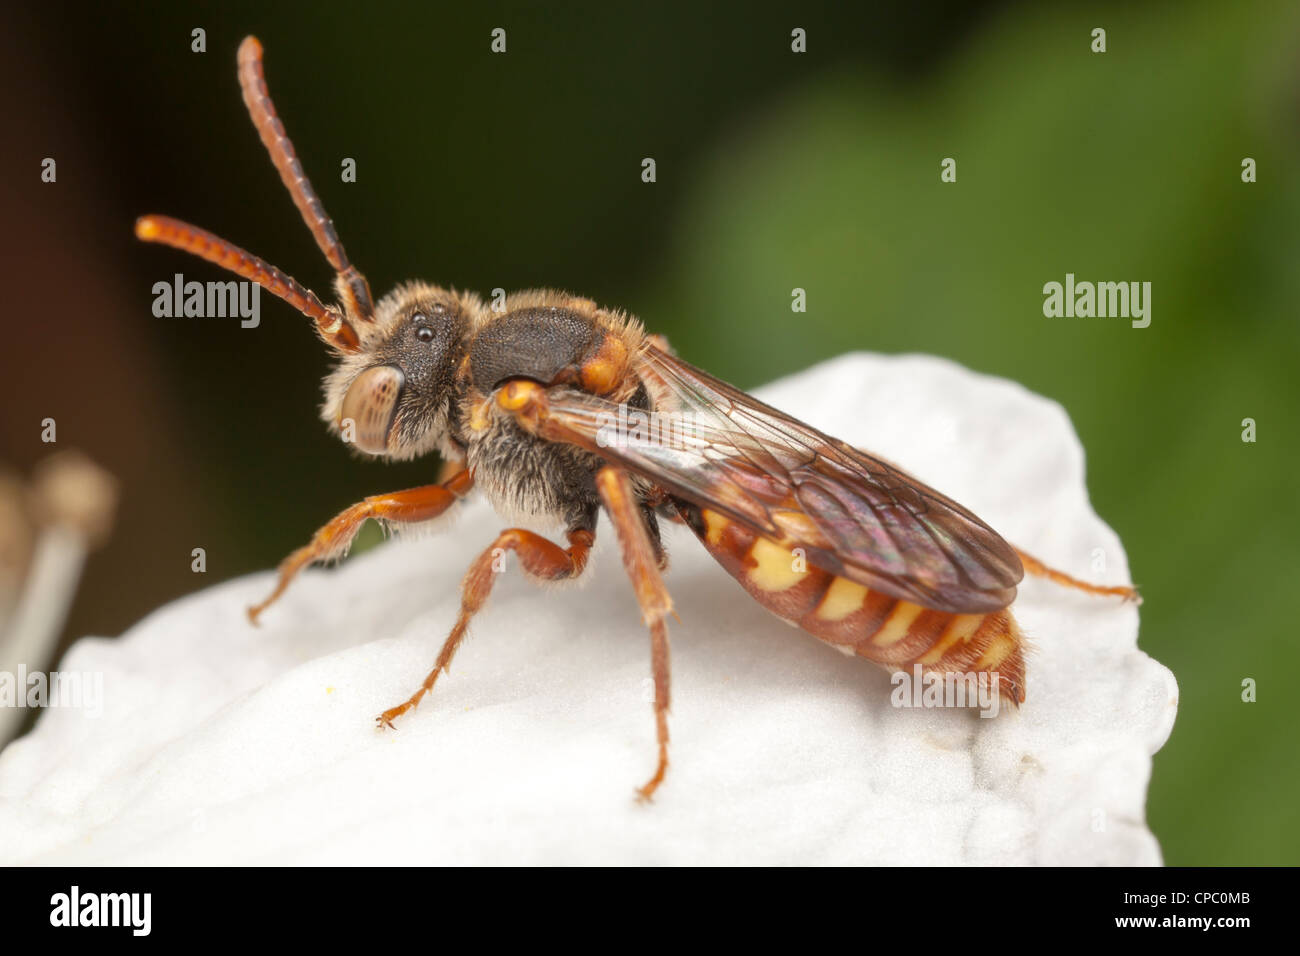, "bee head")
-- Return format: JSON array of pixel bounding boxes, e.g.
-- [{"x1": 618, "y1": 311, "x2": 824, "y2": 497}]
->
[
  {"x1": 135, "y1": 37, "x2": 487, "y2": 463},
  {"x1": 322, "y1": 283, "x2": 482, "y2": 460}
]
